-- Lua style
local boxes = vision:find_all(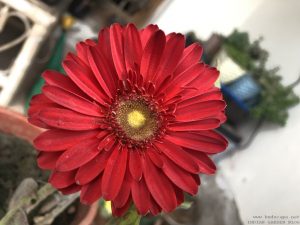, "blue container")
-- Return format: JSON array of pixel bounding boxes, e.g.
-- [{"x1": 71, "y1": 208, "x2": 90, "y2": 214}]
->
[{"x1": 221, "y1": 74, "x2": 261, "y2": 112}]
